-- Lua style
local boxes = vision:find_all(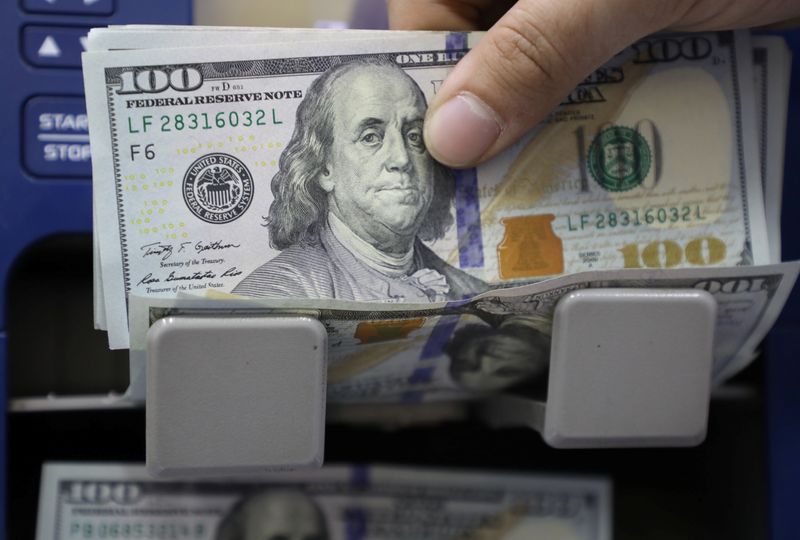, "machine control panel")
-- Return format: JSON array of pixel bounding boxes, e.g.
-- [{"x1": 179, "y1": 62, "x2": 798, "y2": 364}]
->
[
  {"x1": 24, "y1": 96, "x2": 90, "y2": 177},
  {"x1": 22, "y1": 25, "x2": 92, "y2": 68},
  {"x1": 22, "y1": 0, "x2": 114, "y2": 16}
]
